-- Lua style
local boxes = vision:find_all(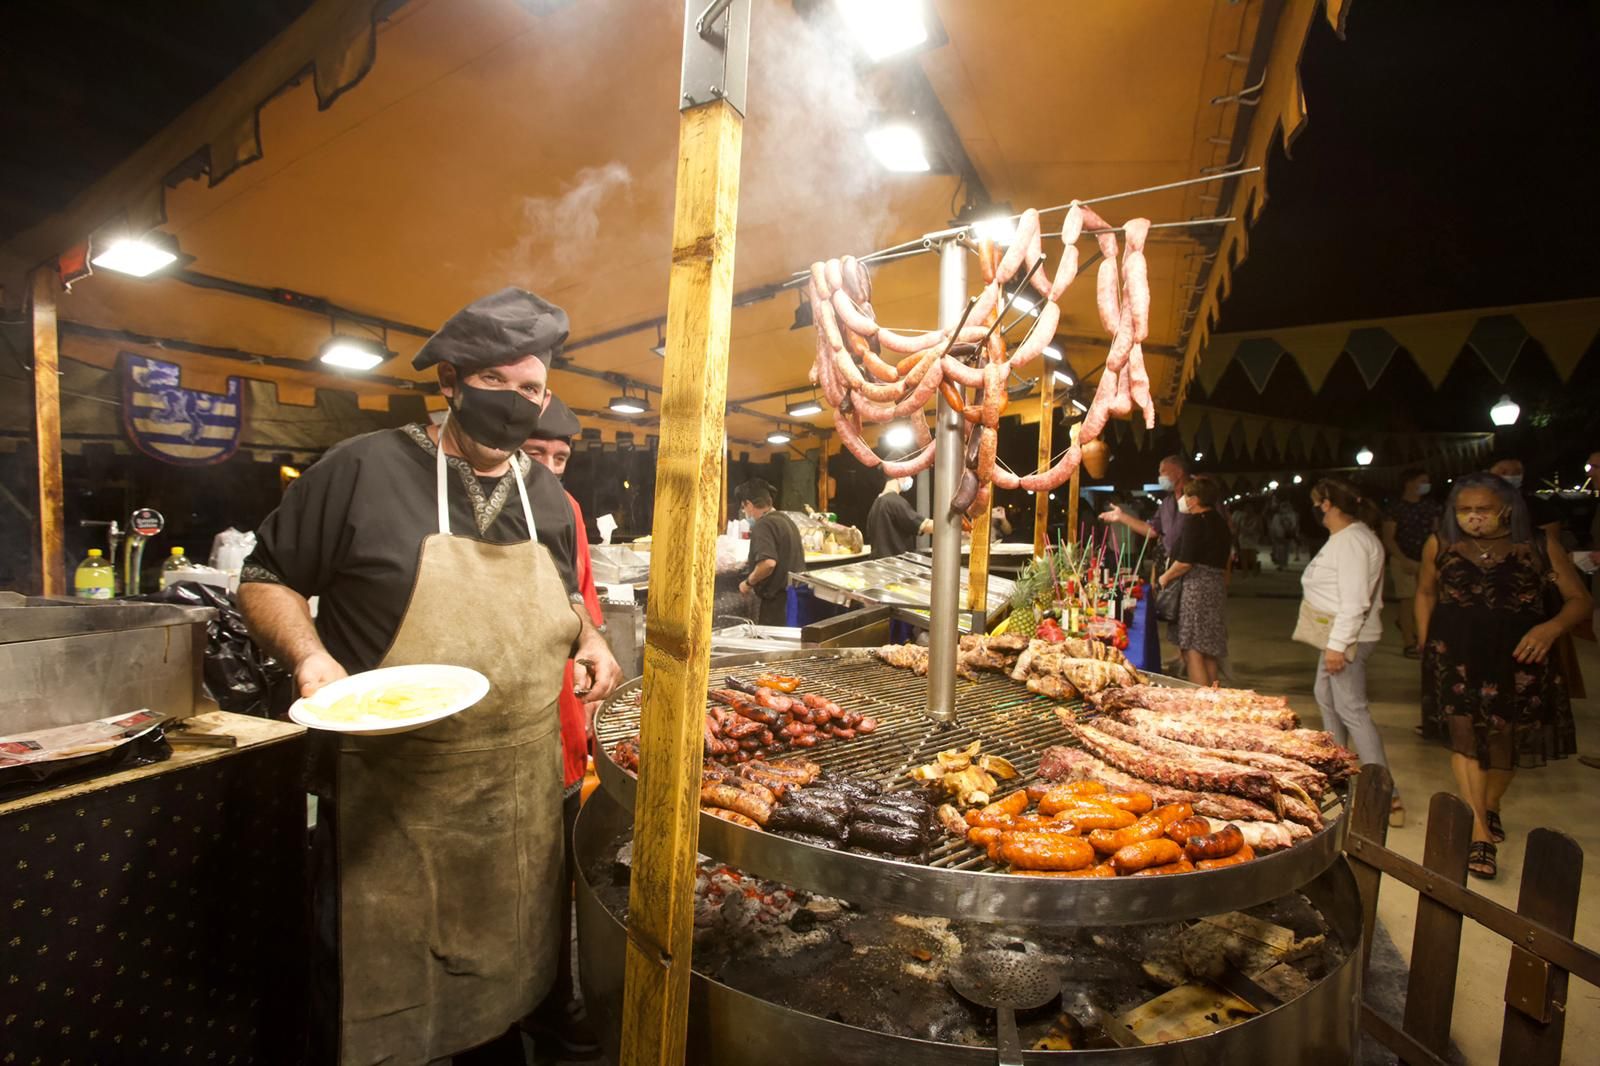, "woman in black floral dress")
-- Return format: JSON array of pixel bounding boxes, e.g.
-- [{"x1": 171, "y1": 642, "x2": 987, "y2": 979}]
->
[{"x1": 1416, "y1": 474, "x2": 1592, "y2": 879}]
